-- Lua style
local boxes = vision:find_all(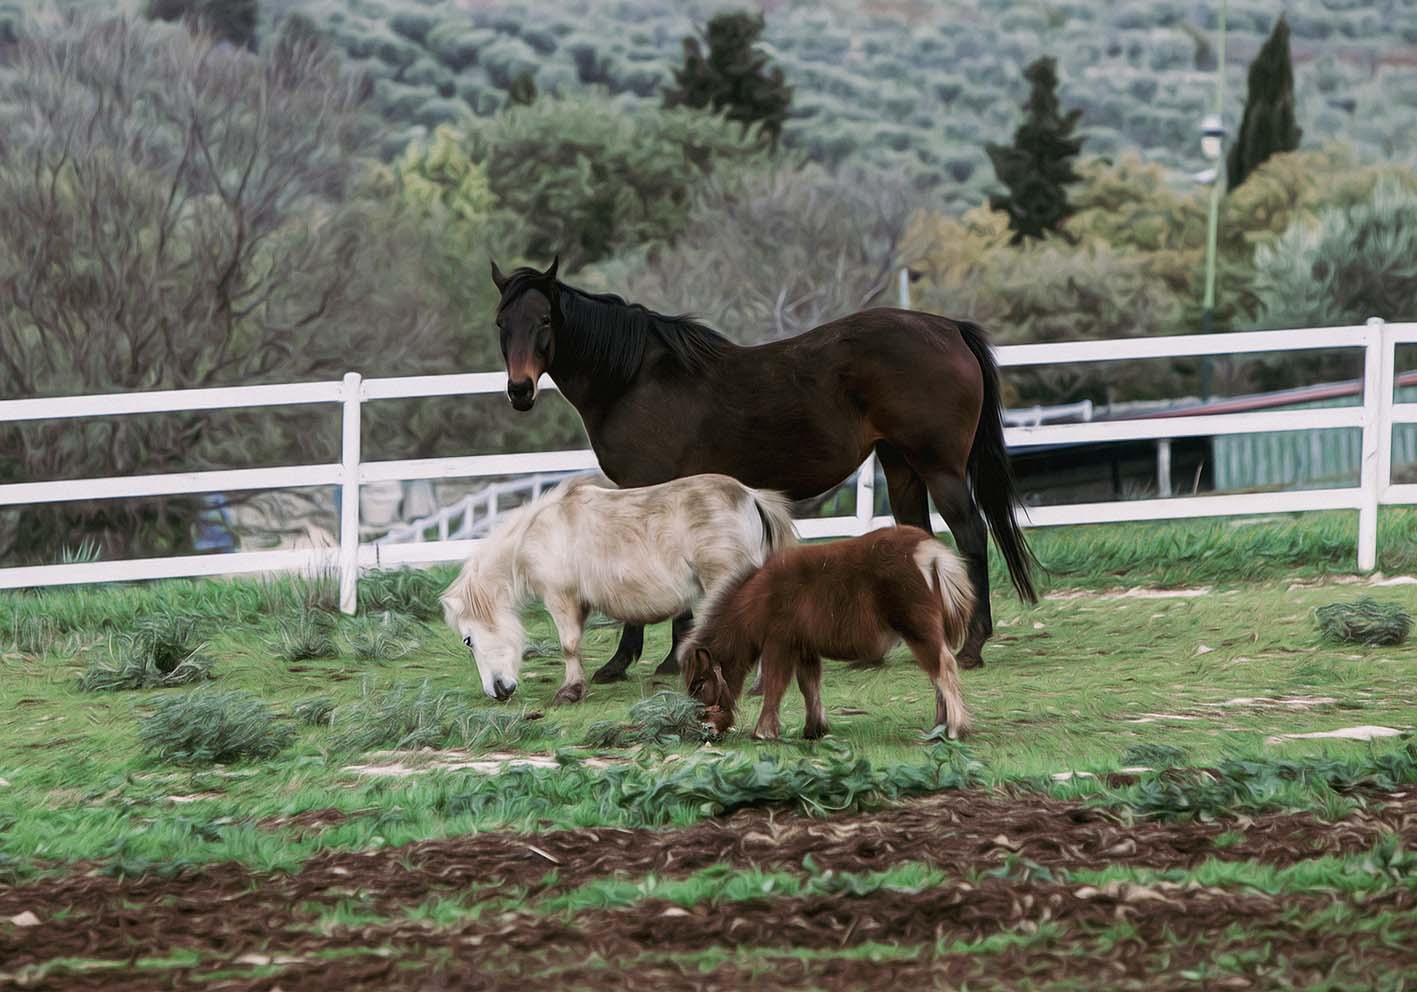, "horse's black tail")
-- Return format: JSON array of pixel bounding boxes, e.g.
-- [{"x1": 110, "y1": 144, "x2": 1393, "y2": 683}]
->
[{"x1": 957, "y1": 320, "x2": 1039, "y2": 603}]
